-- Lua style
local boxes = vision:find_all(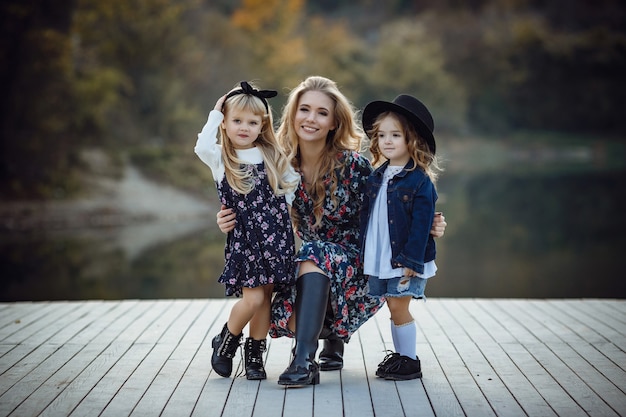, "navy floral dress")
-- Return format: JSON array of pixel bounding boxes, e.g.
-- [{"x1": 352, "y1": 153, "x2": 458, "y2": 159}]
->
[
  {"x1": 218, "y1": 162, "x2": 296, "y2": 297},
  {"x1": 269, "y1": 151, "x2": 385, "y2": 341}
]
